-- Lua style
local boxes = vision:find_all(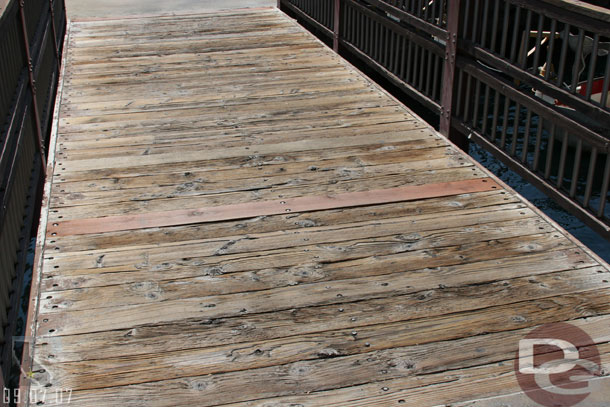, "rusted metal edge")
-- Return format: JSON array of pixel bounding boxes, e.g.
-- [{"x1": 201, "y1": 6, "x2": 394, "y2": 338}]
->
[
  {"x1": 18, "y1": 19, "x2": 71, "y2": 407},
  {"x1": 48, "y1": 178, "x2": 500, "y2": 237}
]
